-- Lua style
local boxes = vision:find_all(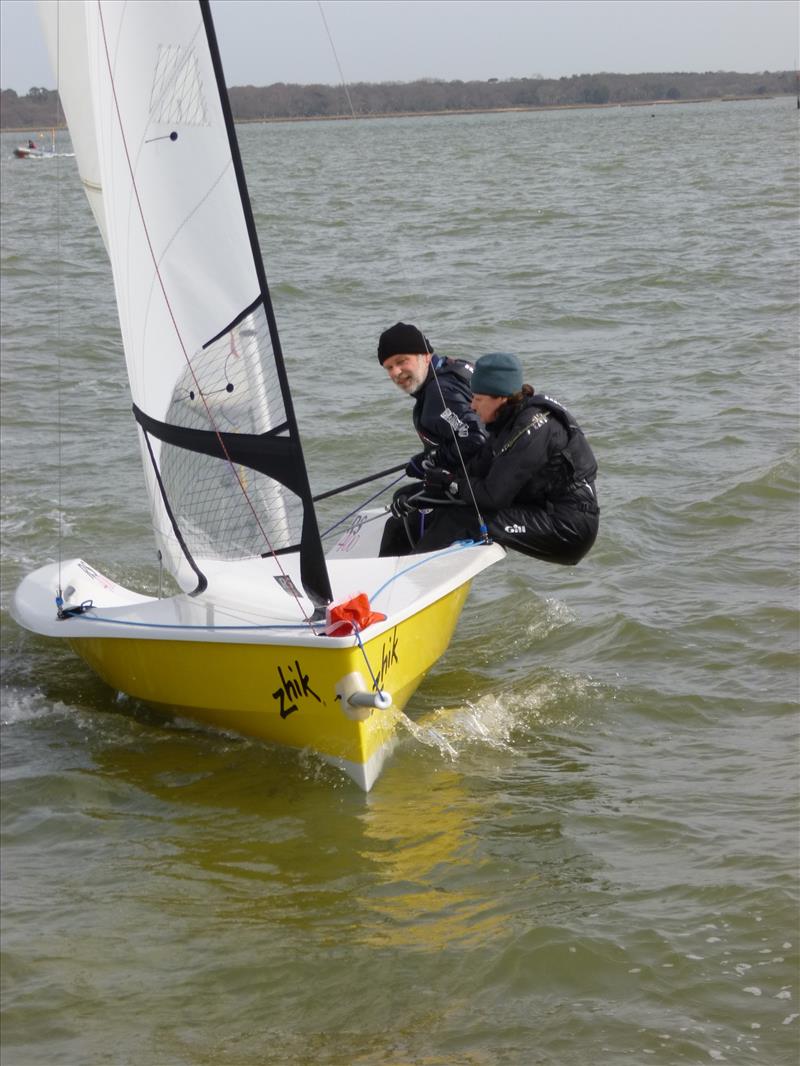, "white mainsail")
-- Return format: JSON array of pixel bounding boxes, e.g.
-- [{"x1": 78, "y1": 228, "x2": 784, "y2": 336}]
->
[{"x1": 39, "y1": 1, "x2": 329, "y2": 603}]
